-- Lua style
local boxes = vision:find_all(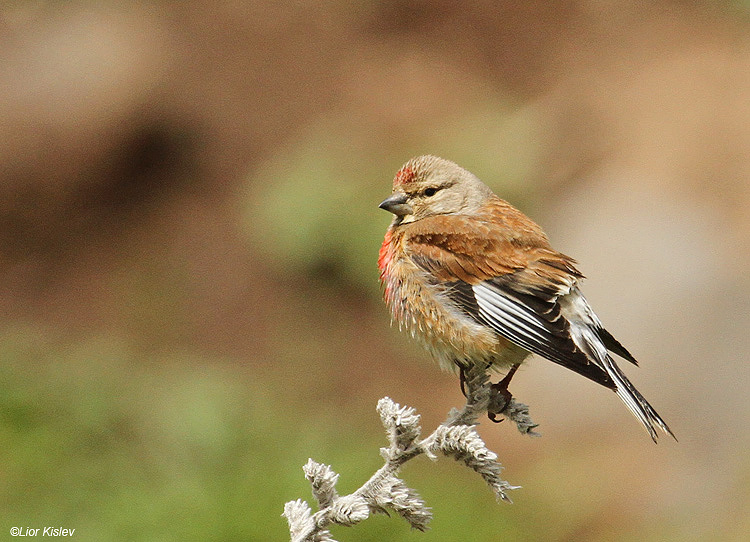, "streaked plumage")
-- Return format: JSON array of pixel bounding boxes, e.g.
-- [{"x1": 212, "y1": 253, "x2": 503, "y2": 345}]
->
[{"x1": 378, "y1": 155, "x2": 674, "y2": 442}]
